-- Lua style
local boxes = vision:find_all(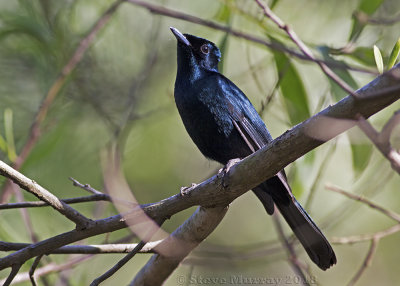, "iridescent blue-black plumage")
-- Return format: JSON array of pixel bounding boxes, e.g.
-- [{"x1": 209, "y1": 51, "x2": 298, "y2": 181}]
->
[{"x1": 171, "y1": 27, "x2": 336, "y2": 270}]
